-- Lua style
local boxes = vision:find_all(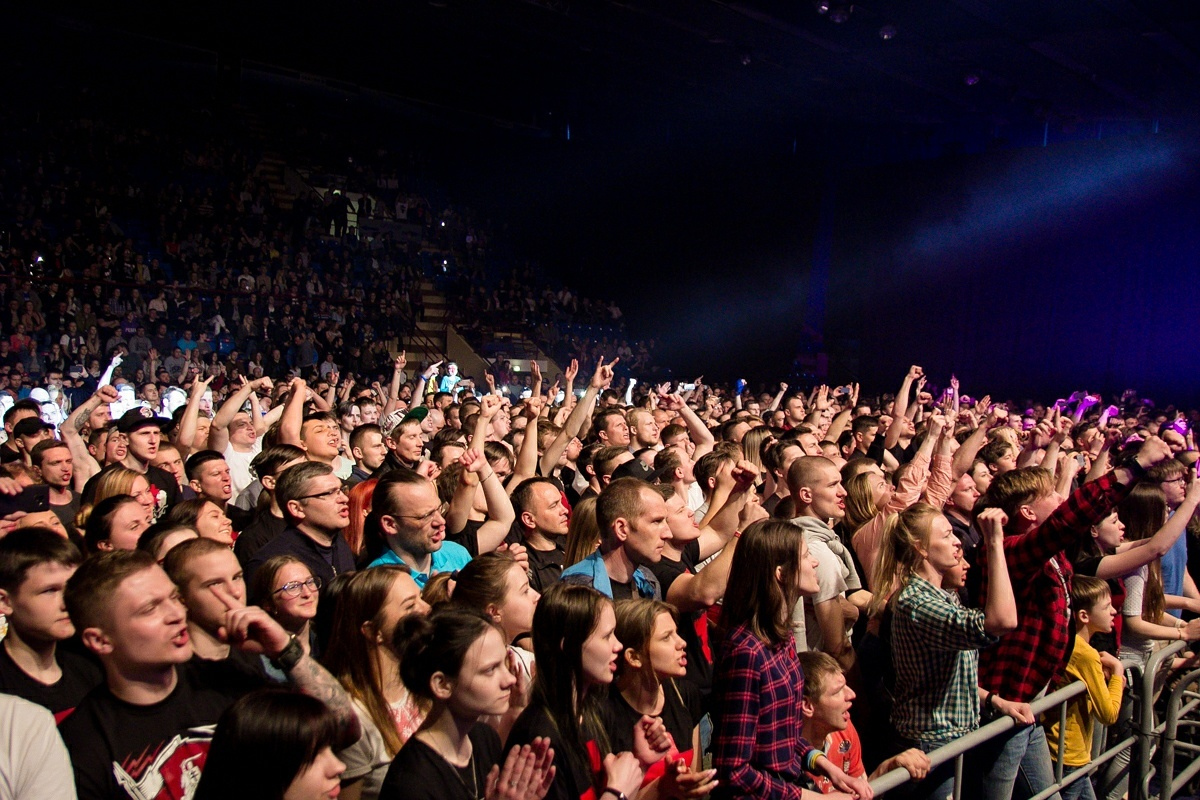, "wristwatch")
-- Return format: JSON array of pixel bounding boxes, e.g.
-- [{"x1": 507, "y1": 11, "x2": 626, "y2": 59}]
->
[
  {"x1": 270, "y1": 633, "x2": 304, "y2": 673},
  {"x1": 600, "y1": 790, "x2": 628, "y2": 800}
]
